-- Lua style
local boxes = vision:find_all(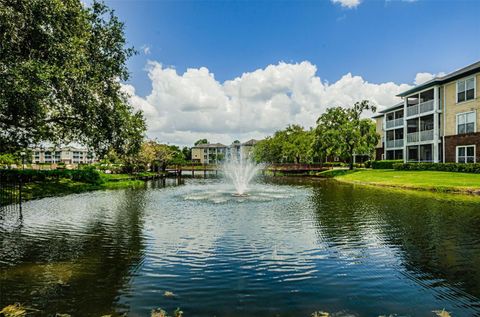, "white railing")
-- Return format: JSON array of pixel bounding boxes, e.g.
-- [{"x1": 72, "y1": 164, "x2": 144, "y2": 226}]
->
[
  {"x1": 407, "y1": 132, "x2": 419, "y2": 143},
  {"x1": 407, "y1": 100, "x2": 435, "y2": 117},
  {"x1": 407, "y1": 105, "x2": 418, "y2": 117},
  {"x1": 385, "y1": 118, "x2": 404, "y2": 129},
  {"x1": 386, "y1": 139, "x2": 404, "y2": 148},
  {"x1": 419, "y1": 100, "x2": 434, "y2": 114},
  {"x1": 407, "y1": 129, "x2": 434, "y2": 143},
  {"x1": 420, "y1": 129, "x2": 434, "y2": 141}
]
